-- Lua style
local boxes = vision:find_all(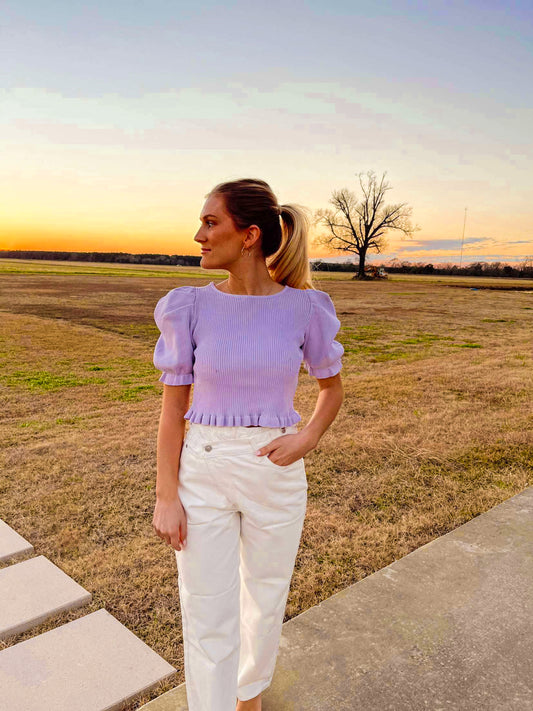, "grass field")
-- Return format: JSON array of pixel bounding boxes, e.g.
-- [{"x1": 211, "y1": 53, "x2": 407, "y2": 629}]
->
[{"x1": 1, "y1": 259, "x2": 532, "y2": 708}]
